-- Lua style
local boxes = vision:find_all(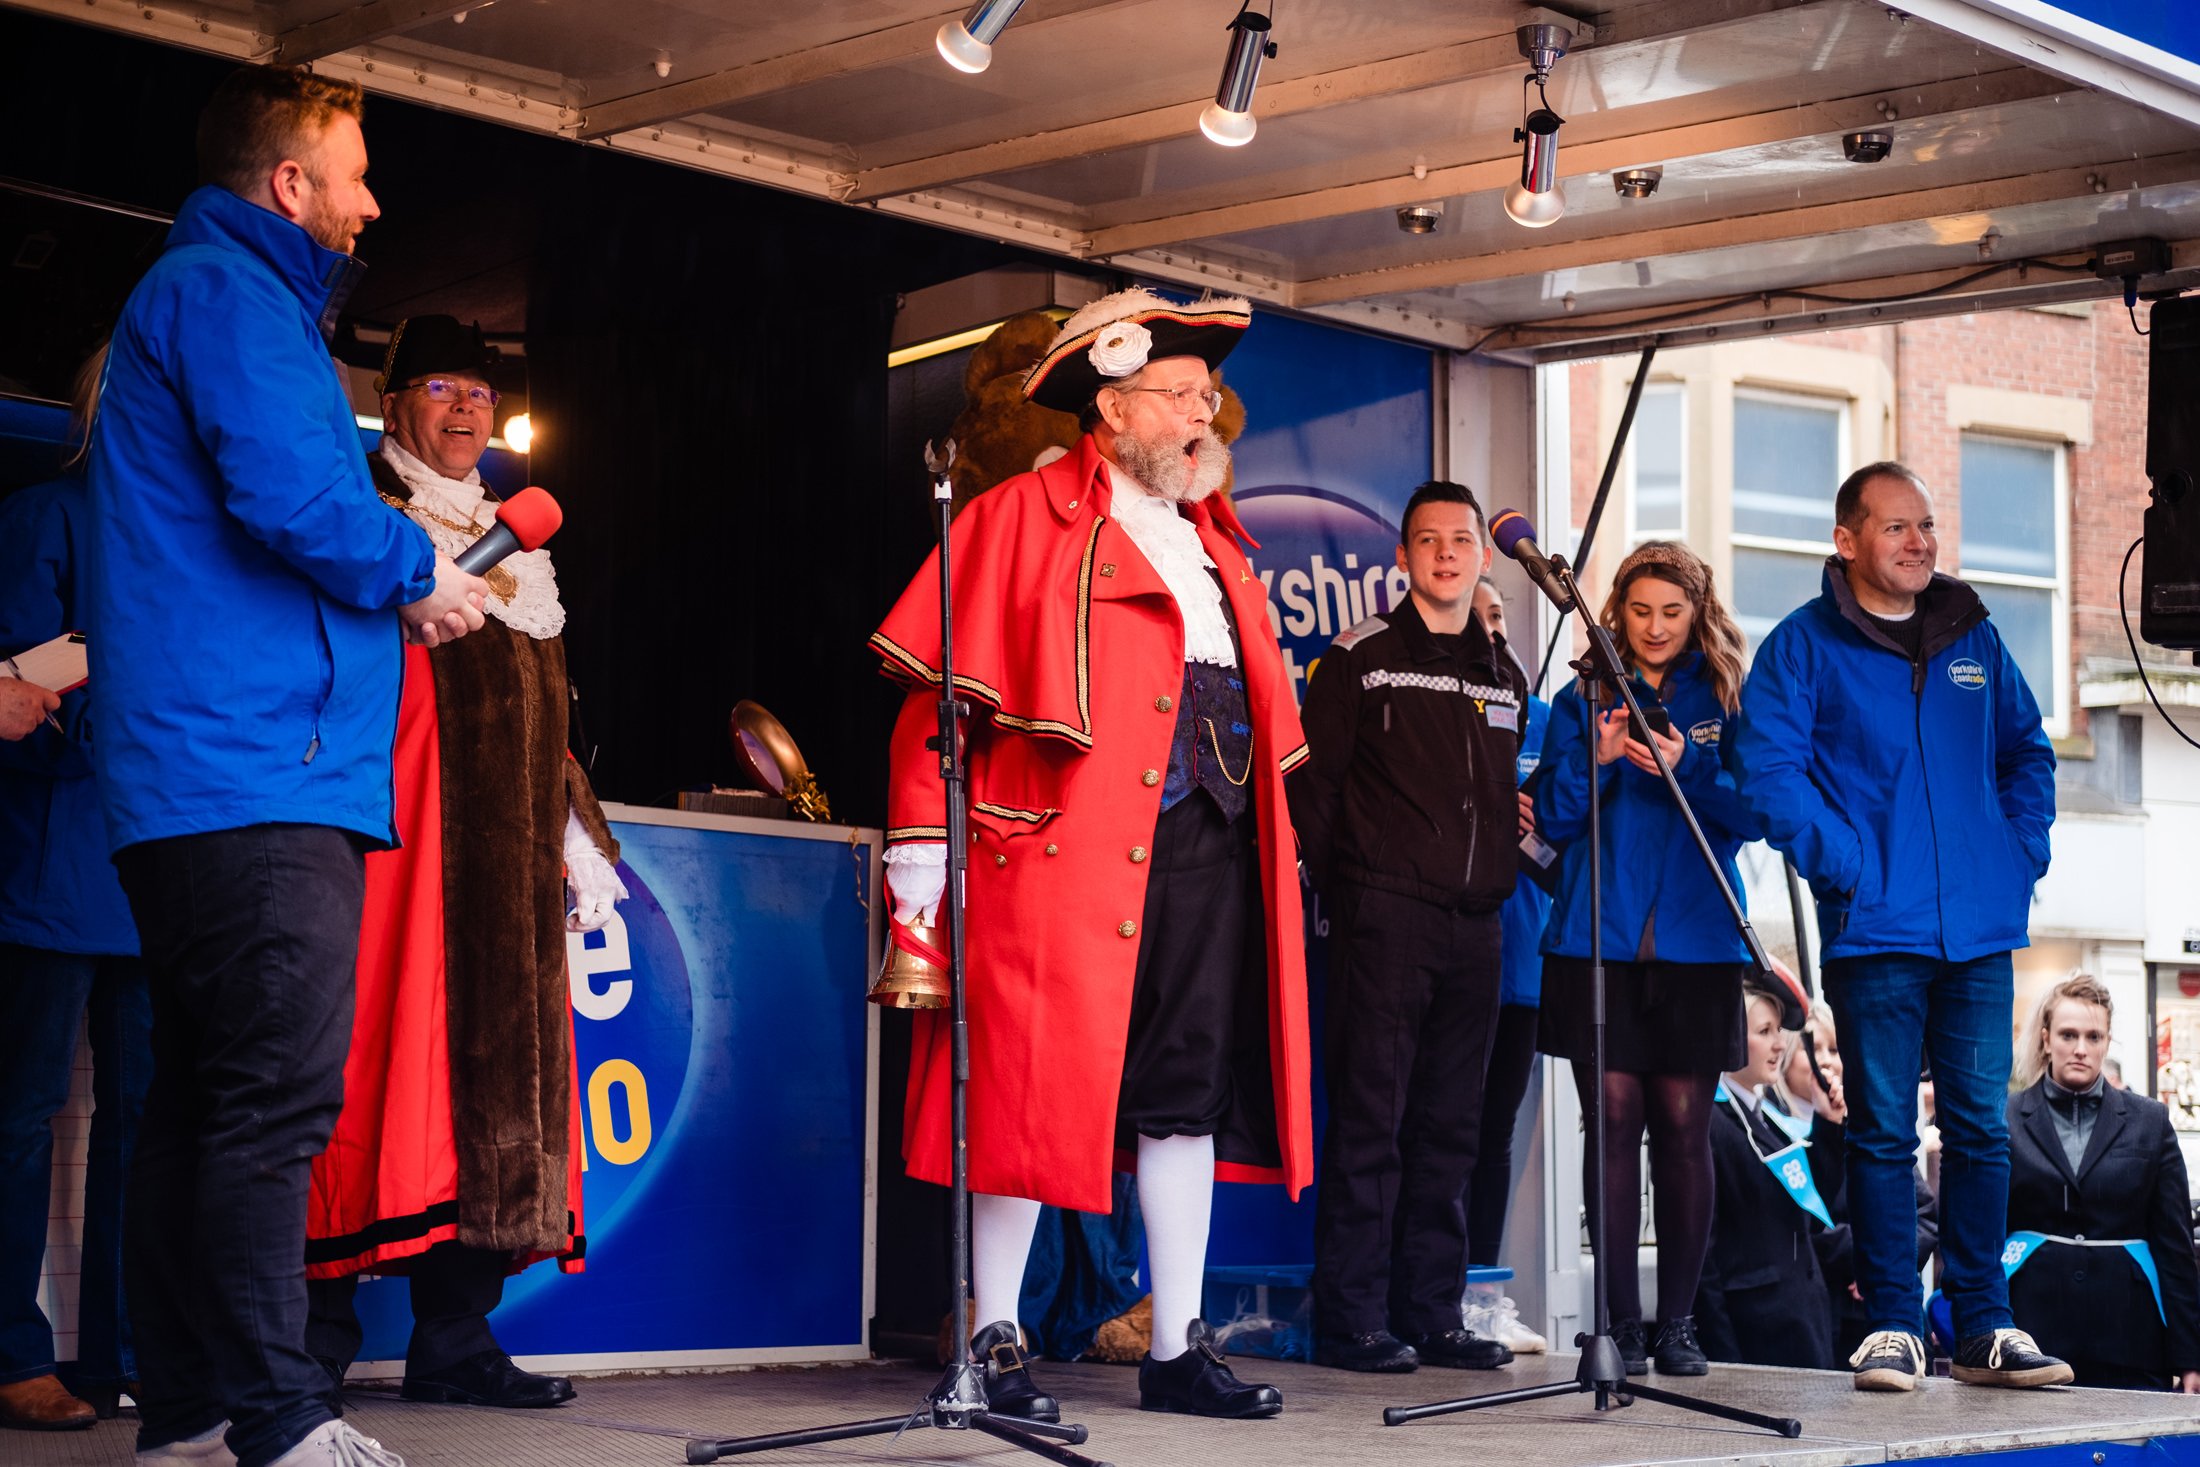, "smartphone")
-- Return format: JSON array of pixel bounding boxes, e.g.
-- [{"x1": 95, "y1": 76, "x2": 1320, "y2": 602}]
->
[{"x1": 1625, "y1": 677, "x2": 1672, "y2": 745}]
